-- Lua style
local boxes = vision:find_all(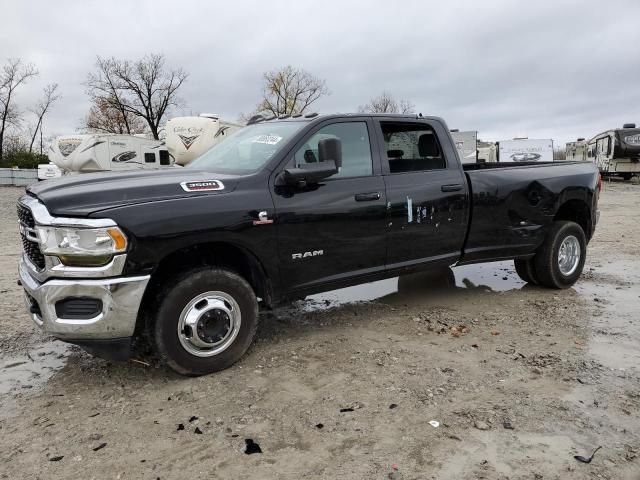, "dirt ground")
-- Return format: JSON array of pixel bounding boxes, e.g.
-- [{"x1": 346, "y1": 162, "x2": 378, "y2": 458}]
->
[{"x1": 0, "y1": 181, "x2": 638, "y2": 480}]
